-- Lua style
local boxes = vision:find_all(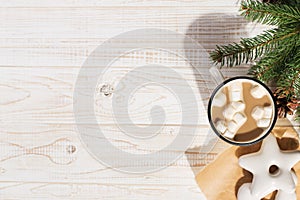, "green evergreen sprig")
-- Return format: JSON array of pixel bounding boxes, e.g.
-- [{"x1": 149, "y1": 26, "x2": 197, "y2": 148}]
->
[
  {"x1": 241, "y1": 0, "x2": 300, "y2": 26},
  {"x1": 210, "y1": 27, "x2": 300, "y2": 67}
]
